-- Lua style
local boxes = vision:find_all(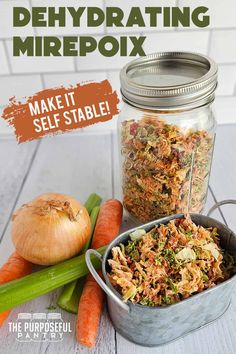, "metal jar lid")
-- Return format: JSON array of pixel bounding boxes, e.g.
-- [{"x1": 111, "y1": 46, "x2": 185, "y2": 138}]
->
[{"x1": 120, "y1": 52, "x2": 218, "y2": 110}]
